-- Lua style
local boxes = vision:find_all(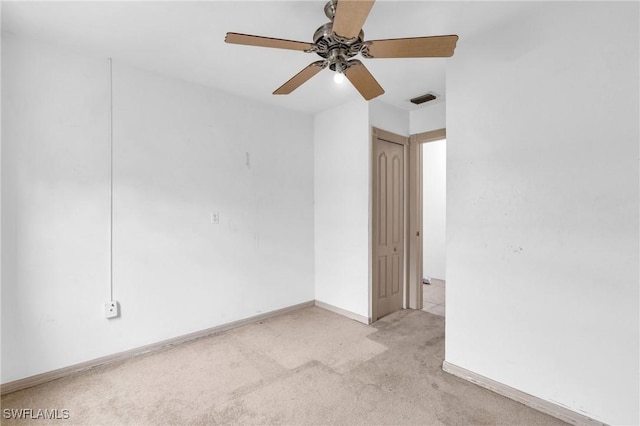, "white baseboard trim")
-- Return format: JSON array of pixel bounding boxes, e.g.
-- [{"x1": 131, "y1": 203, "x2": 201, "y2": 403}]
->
[
  {"x1": 314, "y1": 300, "x2": 370, "y2": 325},
  {"x1": 1, "y1": 300, "x2": 315, "y2": 395},
  {"x1": 442, "y1": 361, "x2": 606, "y2": 426}
]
